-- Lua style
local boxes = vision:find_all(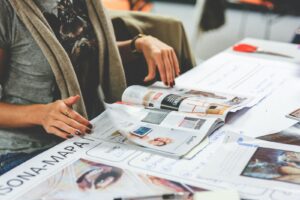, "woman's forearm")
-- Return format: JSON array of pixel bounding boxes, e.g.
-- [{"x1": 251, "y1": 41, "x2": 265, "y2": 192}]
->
[
  {"x1": 0, "y1": 97, "x2": 93, "y2": 139},
  {"x1": 0, "y1": 102, "x2": 46, "y2": 128}
]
